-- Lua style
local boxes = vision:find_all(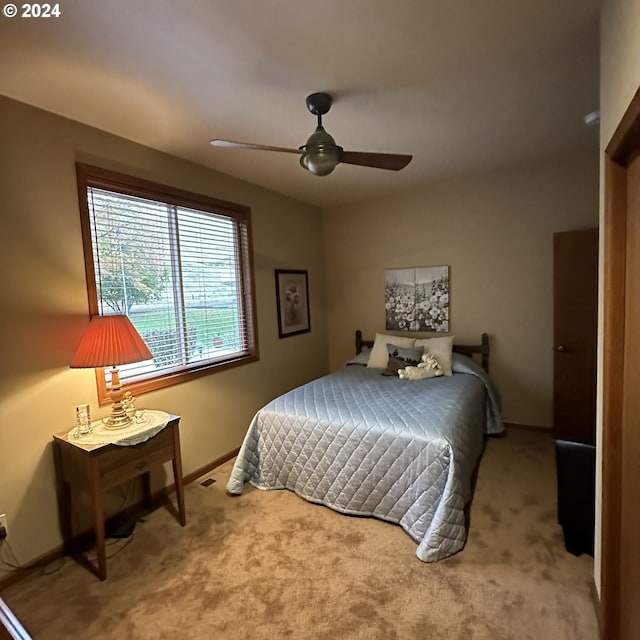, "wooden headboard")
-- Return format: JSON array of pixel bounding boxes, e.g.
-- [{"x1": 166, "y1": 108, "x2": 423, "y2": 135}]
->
[{"x1": 354, "y1": 329, "x2": 490, "y2": 373}]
